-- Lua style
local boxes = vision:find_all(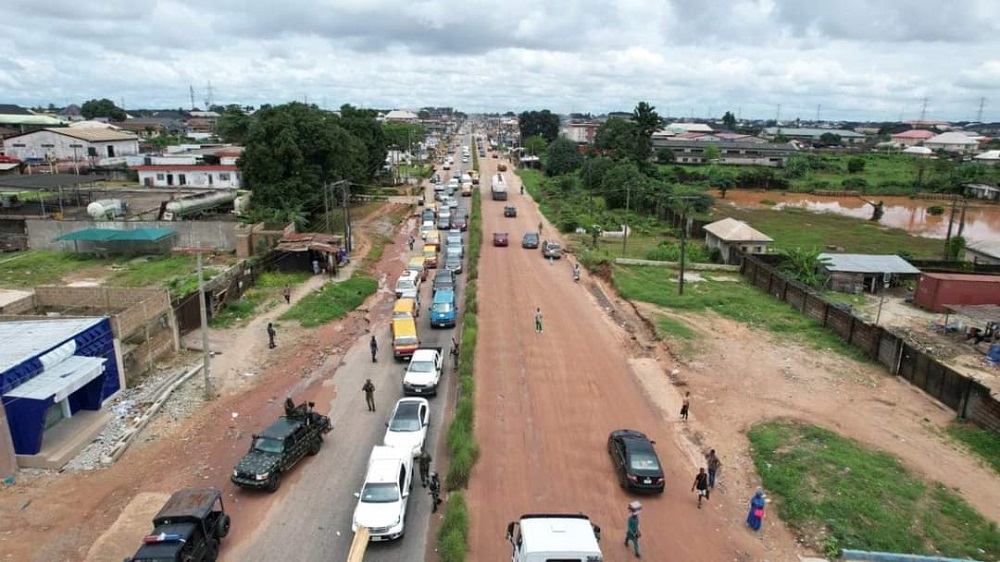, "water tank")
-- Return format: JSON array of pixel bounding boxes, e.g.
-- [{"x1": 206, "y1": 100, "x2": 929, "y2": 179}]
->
[
  {"x1": 87, "y1": 199, "x2": 126, "y2": 220},
  {"x1": 165, "y1": 191, "x2": 237, "y2": 216}
]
